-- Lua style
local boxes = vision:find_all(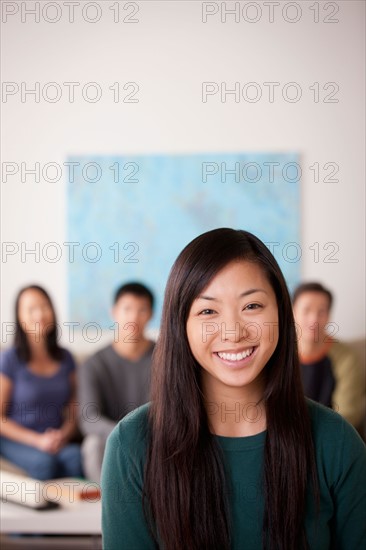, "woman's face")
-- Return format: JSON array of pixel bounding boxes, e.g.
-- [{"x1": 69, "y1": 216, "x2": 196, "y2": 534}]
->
[
  {"x1": 17, "y1": 289, "x2": 55, "y2": 339},
  {"x1": 186, "y1": 260, "x2": 279, "y2": 395}
]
